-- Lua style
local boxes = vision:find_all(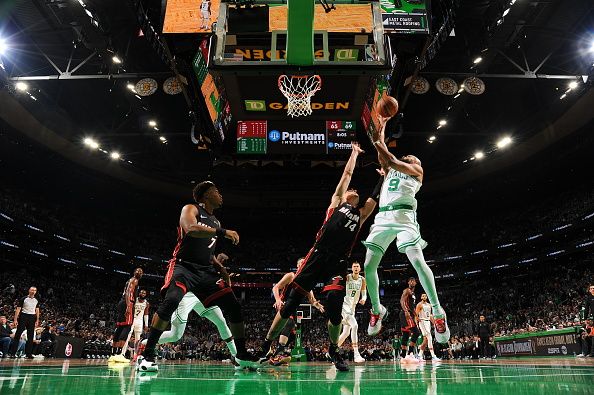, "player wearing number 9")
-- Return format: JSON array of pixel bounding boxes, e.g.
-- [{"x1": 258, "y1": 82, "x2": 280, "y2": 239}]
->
[{"x1": 363, "y1": 116, "x2": 451, "y2": 345}]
